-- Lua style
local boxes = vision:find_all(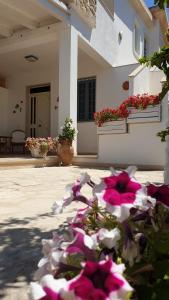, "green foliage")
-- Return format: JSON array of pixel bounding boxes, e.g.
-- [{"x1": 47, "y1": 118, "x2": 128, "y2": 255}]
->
[
  {"x1": 157, "y1": 127, "x2": 169, "y2": 141},
  {"x1": 154, "y1": 0, "x2": 169, "y2": 8},
  {"x1": 40, "y1": 142, "x2": 49, "y2": 155},
  {"x1": 139, "y1": 47, "x2": 169, "y2": 101},
  {"x1": 59, "y1": 118, "x2": 76, "y2": 142}
]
